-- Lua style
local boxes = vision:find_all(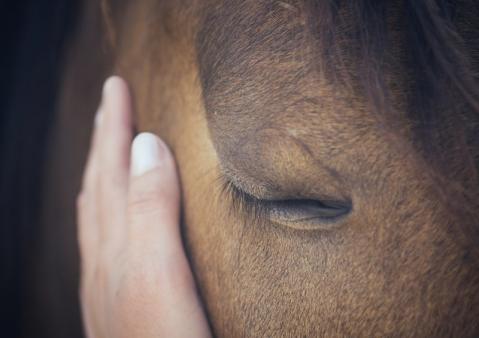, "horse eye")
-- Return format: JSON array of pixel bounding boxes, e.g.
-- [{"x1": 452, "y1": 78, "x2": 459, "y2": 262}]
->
[
  {"x1": 222, "y1": 178, "x2": 351, "y2": 230},
  {"x1": 267, "y1": 198, "x2": 352, "y2": 230}
]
